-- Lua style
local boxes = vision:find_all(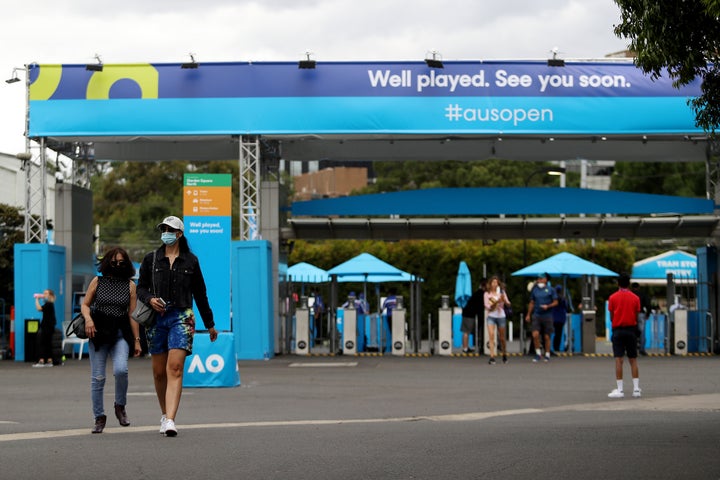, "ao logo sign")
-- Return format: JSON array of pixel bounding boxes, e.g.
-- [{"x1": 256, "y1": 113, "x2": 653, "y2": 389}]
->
[{"x1": 187, "y1": 353, "x2": 225, "y2": 374}]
